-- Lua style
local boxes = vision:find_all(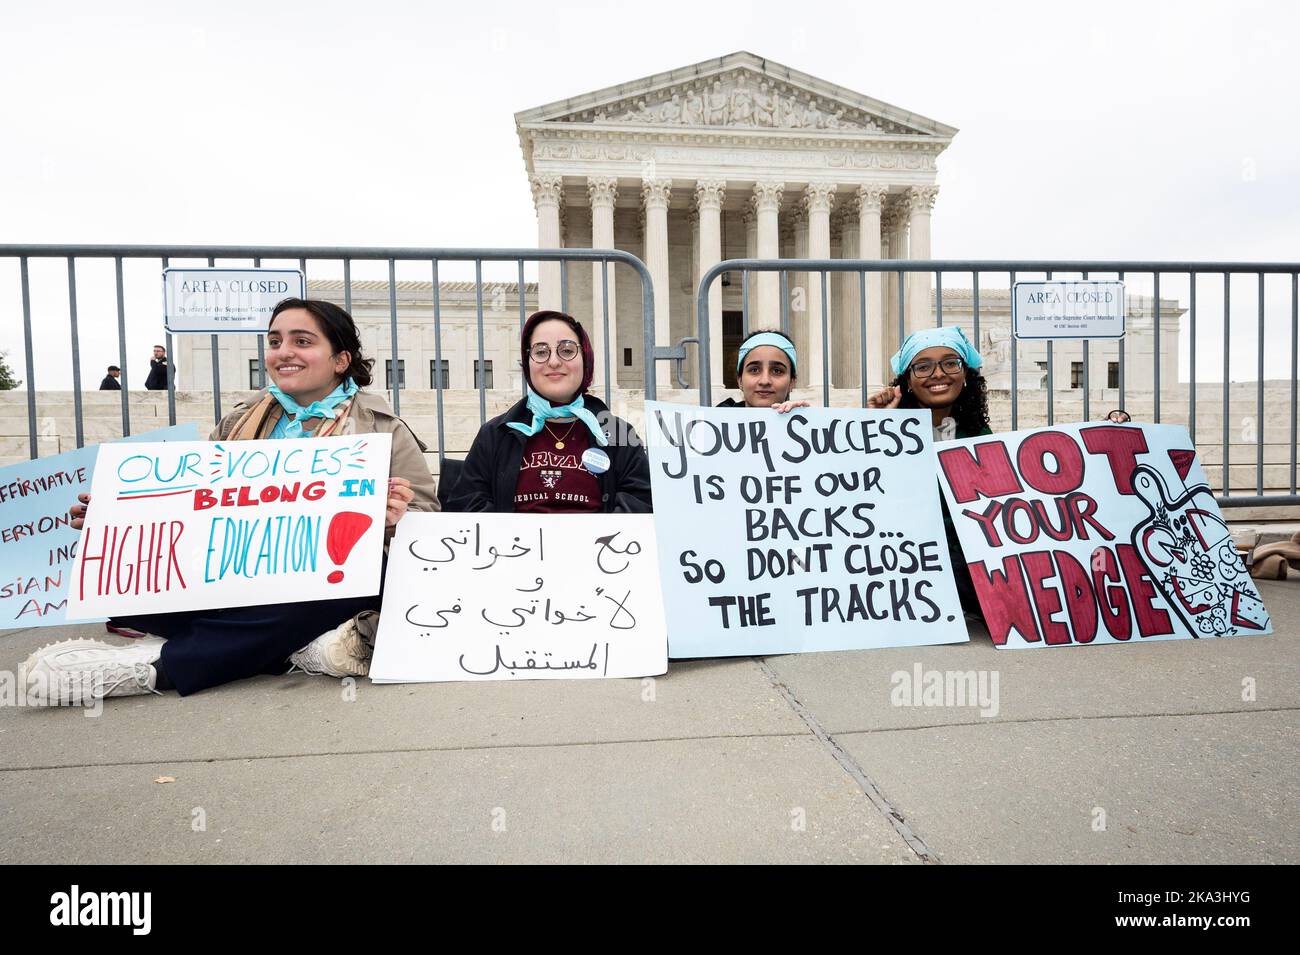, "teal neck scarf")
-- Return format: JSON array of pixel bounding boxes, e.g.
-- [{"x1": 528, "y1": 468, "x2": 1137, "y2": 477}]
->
[
  {"x1": 506, "y1": 387, "x2": 608, "y2": 447},
  {"x1": 268, "y1": 377, "x2": 358, "y2": 439}
]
